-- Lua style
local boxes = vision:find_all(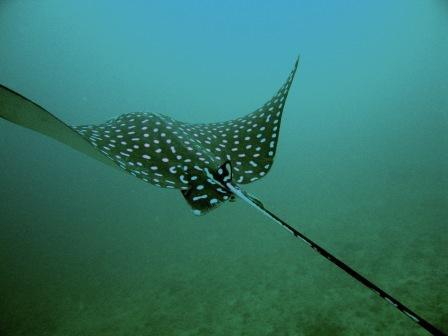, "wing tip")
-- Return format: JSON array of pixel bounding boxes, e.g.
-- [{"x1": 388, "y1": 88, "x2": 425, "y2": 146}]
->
[{"x1": 292, "y1": 54, "x2": 301, "y2": 76}]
